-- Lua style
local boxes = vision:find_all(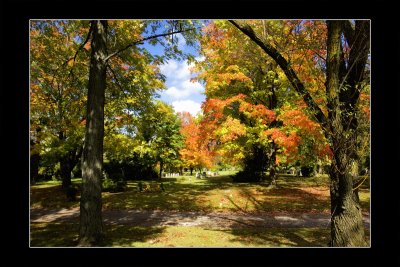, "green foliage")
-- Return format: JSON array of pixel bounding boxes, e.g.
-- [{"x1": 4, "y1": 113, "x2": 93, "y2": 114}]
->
[
  {"x1": 300, "y1": 165, "x2": 315, "y2": 177},
  {"x1": 102, "y1": 178, "x2": 127, "y2": 193},
  {"x1": 232, "y1": 170, "x2": 266, "y2": 183}
]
